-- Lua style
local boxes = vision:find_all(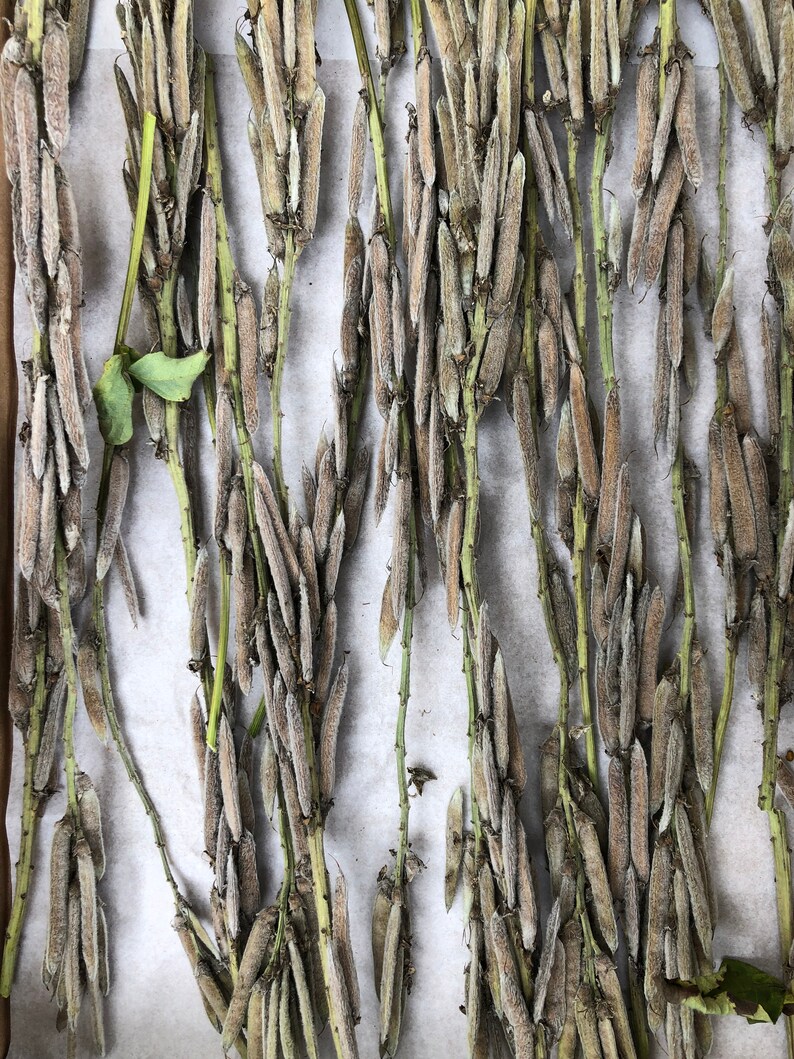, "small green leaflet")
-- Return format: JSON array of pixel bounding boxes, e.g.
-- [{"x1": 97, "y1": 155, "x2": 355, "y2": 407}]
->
[
  {"x1": 127, "y1": 349, "x2": 210, "y2": 401},
  {"x1": 93, "y1": 354, "x2": 134, "y2": 446},
  {"x1": 675, "y1": 958, "x2": 794, "y2": 1024}
]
